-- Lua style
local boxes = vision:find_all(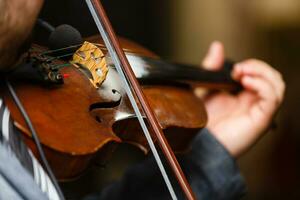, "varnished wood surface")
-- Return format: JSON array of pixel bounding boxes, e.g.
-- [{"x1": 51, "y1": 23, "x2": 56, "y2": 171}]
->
[
  {"x1": 109, "y1": 86, "x2": 207, "y2": 153},
  {"x1": 4, "y1": 64, "x2": 121, "y2": 155},
  {"x1": 3, "y1": 37, "x2": 207, "y2": 179}
]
